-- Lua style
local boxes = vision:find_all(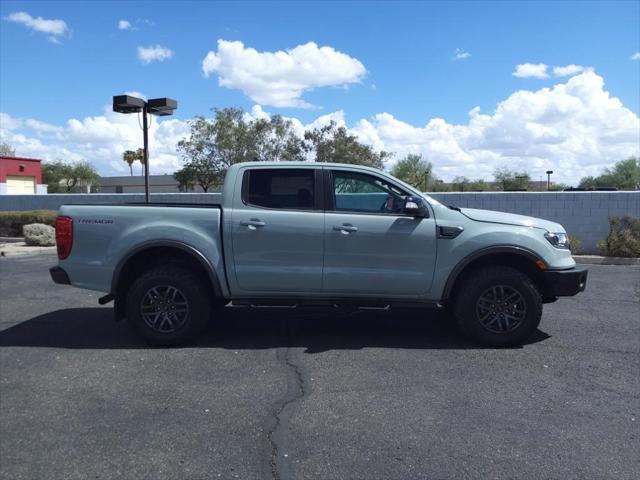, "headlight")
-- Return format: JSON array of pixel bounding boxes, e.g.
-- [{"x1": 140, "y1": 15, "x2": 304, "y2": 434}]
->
[{"x1": 544, "y1": 232, "x2": 571, "y2": 250}]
